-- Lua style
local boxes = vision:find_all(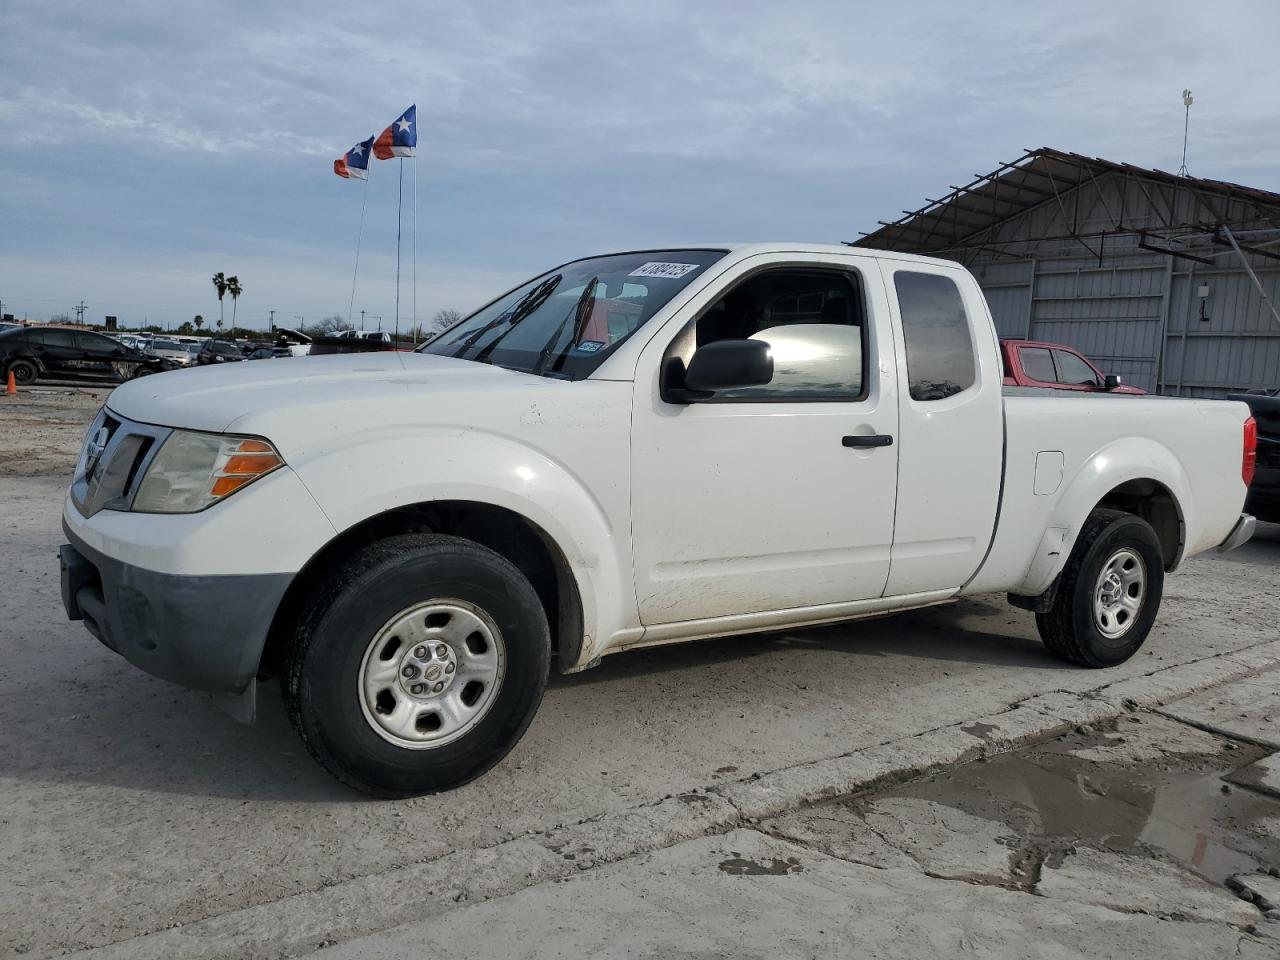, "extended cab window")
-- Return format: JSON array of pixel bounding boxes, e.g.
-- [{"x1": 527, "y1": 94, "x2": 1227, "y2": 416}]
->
[
  {"x1": 1020, "y1": 346, "x2": 1056, "y2": 382},
  {"x1": 894, "y1": 272, "x2": 976, "y2": 401},
  {"x1": 666, "y1": 267, "x2": 867, "y2": 402}
]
